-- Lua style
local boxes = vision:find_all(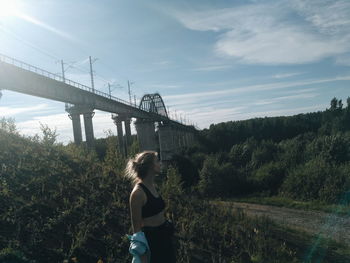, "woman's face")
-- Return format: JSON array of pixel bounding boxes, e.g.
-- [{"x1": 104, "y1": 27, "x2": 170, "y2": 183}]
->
[{"x1": 152, "y1": 156, "x2": 161, "y2": 174}]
